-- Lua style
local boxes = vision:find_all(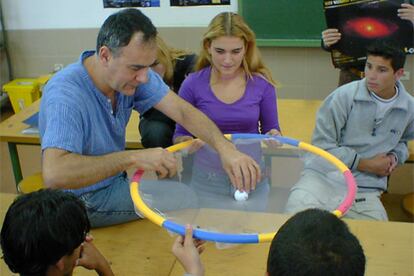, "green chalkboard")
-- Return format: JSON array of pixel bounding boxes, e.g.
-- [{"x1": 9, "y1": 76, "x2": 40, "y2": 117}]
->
[{"x1": 239, "y1": 0, "x2": 326, "y2": 47}]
